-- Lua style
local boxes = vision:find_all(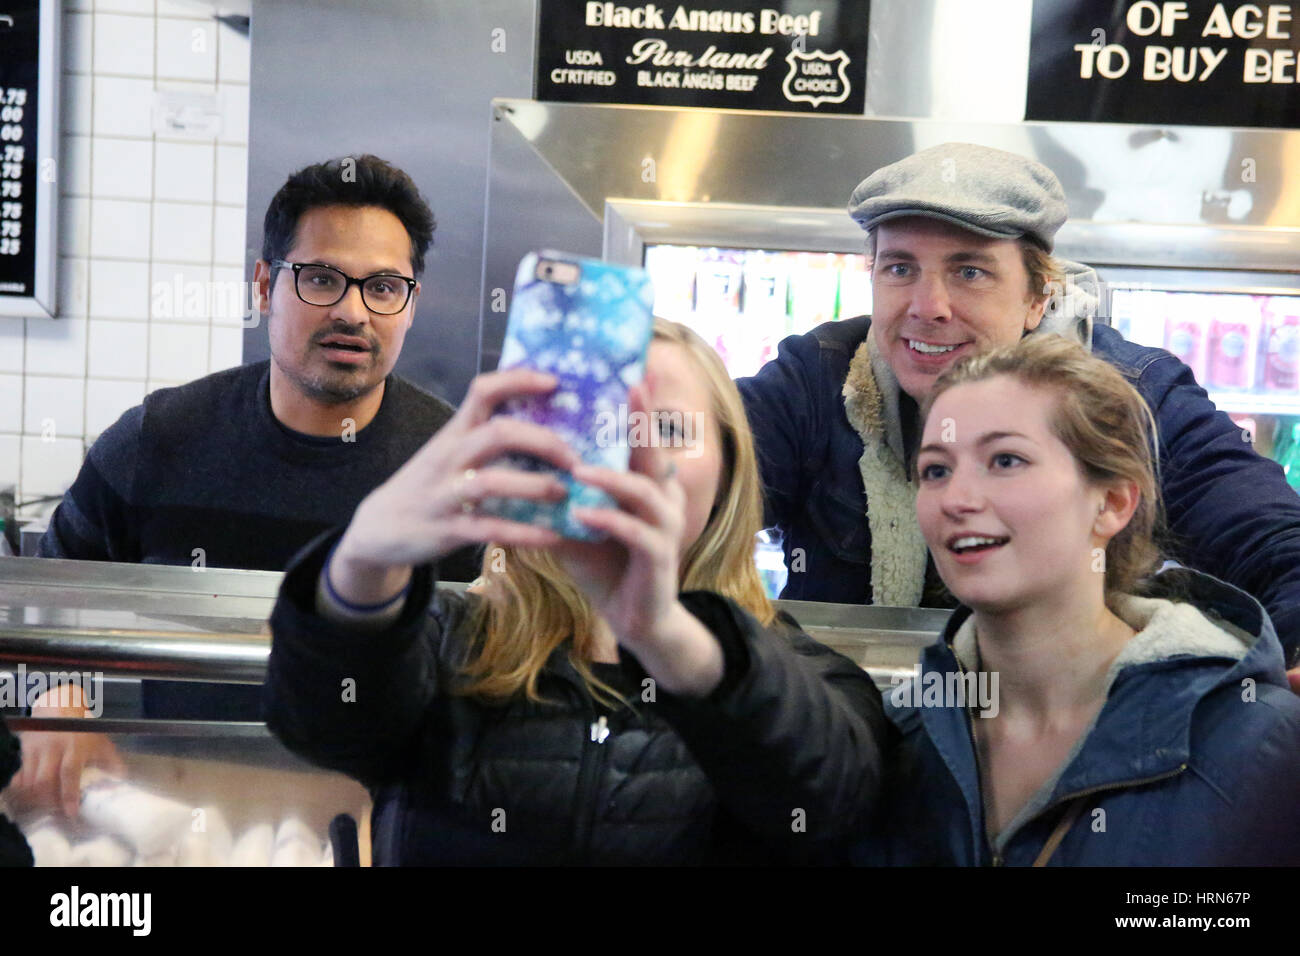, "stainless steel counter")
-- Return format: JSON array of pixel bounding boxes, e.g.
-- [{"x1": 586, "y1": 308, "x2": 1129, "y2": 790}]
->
[
  {"x1": 0, "y1": 554, "x2": 949, "y2": 692},
  {"x1": 0, "y1": 555, "x2": 950, "y2": 866}
]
